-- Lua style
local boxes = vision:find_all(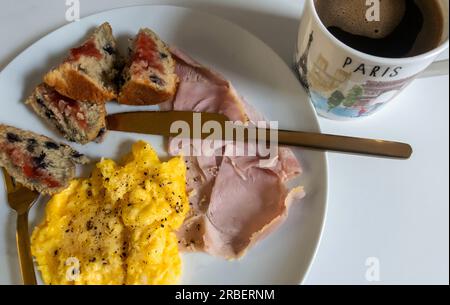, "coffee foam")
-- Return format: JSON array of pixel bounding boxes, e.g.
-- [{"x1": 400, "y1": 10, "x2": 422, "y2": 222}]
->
[{"x1": 315, "y1": 0, "x2": 406, "y2": 39}]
